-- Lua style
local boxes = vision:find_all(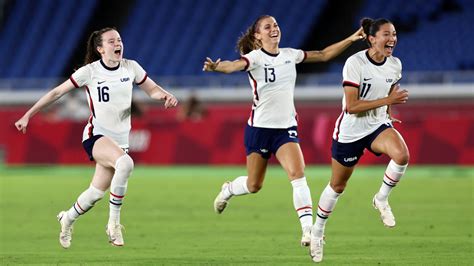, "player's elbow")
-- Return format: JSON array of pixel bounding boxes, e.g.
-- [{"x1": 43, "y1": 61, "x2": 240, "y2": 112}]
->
[{"x1": 345, "y1": 105, "x2": 358, "y2": 114}]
